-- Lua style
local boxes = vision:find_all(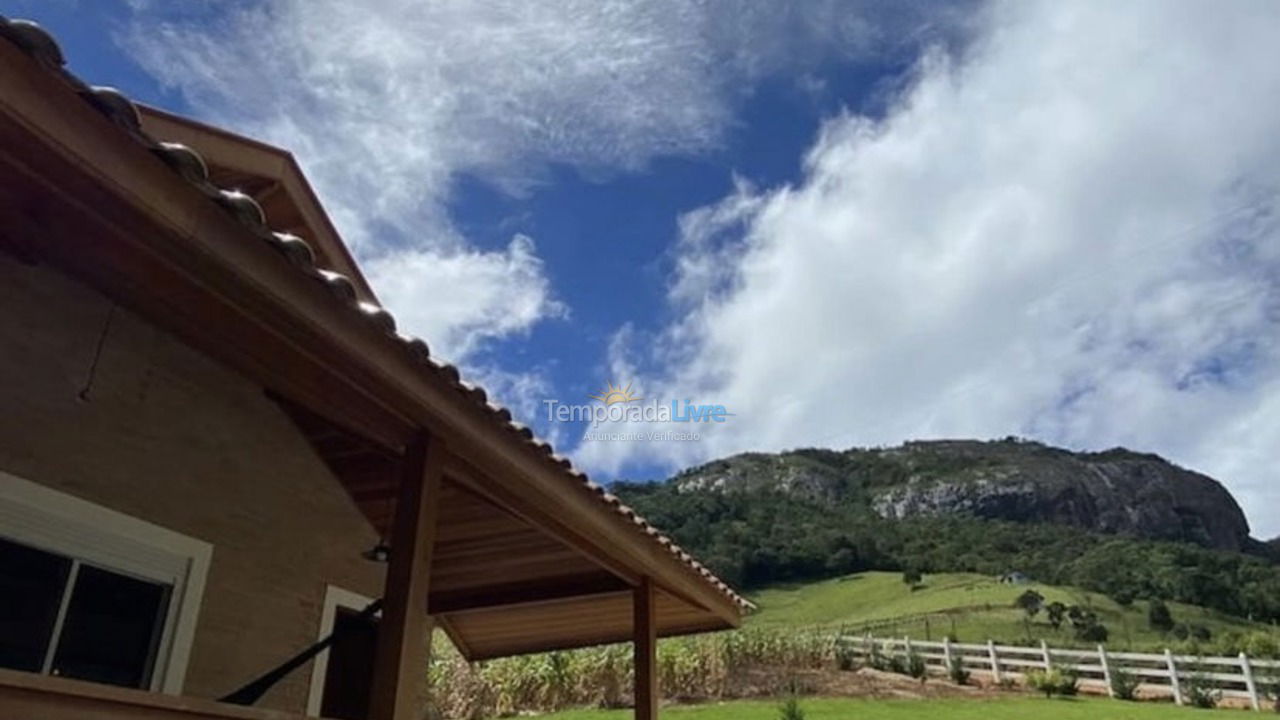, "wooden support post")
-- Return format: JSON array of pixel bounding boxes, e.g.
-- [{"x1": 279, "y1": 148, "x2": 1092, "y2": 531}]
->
[
  {"x1": 1240, "y1": 652, "x2": 1261, "y2": 711},
  {"x1": 634, "y1": 577, "x2": 658, "y2": 720},
  {"x1": 987, "y1": 640, "x2": 1002, "y2": 684},
  {"x1": 1040, "y1": 639, "x2": 1052, "y2": 671},
  {"x1": 368, "y1": 433, "x2": 444, "y2": 720},
  {"x1": 1098, "y1": 644, "x2": 1115, "y2": 698},
  {"x1": 1165, "y1": 648, "x2": 1183, "y2": 706}
]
